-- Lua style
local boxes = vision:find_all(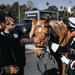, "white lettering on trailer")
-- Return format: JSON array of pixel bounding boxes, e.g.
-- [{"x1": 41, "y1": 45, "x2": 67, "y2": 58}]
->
[{"x1": 27, "y1": 14, "x2": 36, "y2": 17}]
